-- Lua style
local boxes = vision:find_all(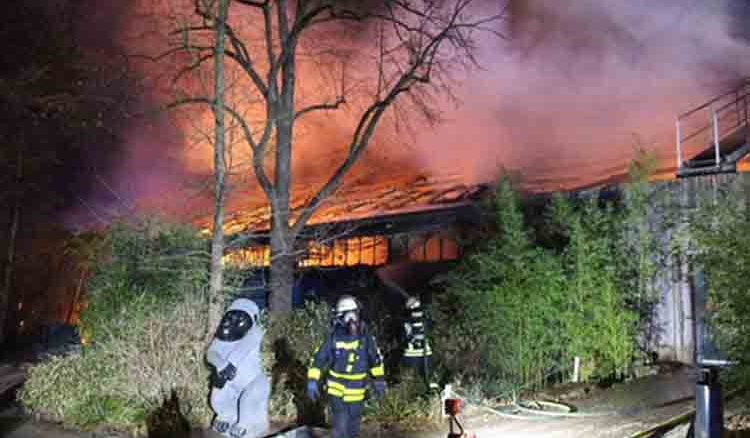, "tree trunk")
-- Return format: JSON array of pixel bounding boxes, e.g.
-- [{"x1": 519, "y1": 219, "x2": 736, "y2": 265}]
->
[
  {"x1": 0, "y1": 148, "x2": 23, "y2": 346},
  {"x1": 269, "y1": 101, "x2": 295, "y2": 313},
  {"x1": 206, "y1": 0, "x2": 230, "y2": 342},
  {"x1": 269, "y1": 230, "x2": 295, "y2": 312}
]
